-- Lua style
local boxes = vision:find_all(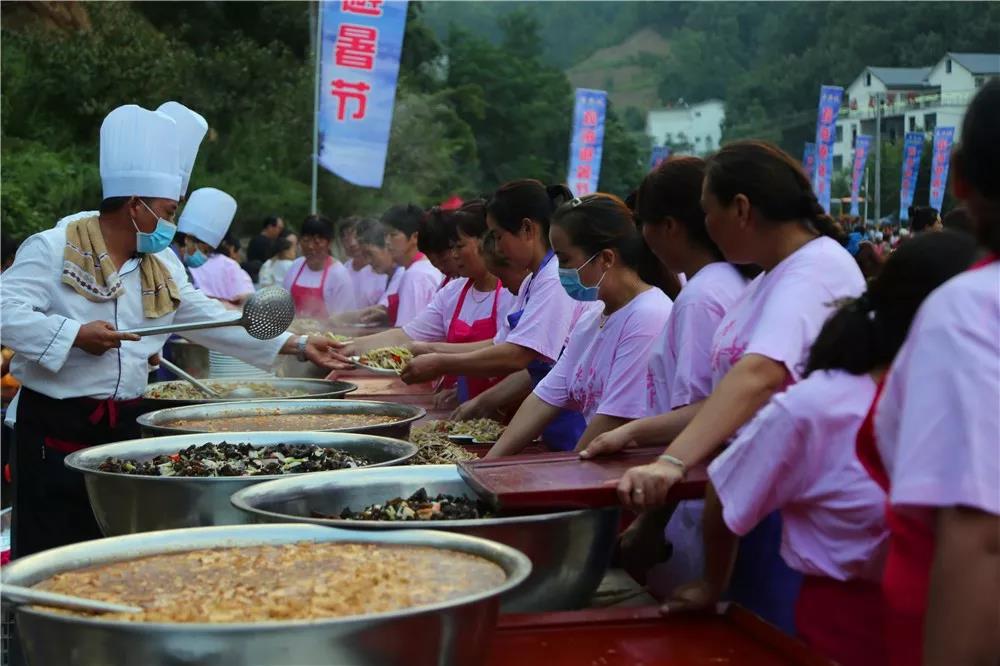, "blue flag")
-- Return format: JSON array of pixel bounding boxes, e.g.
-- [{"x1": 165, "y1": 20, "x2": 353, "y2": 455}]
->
[
  {"x1": 802, "y1": 142, "x2": 817, "y2": 184},
  {"x1": 317, "y1": 0, "x2": 409, "y2": 188},
  {"x1": 567, "y1": 89, "x2": 607, "y2": 196},
  {"x1": 929, "y1": 127, "x2": 955, "y2": 213},
  {"x1": 849, "y1": 135, "x2": 872, "y2": 216},
  {"x1": 813, "y1": 85, "x2": 843, "y2": 214},
  {"x1": 899, "y1": 132, "x2": 925, "y2": 221},
  {"x1": 649, "y1": 146, "x2": 671, "y2": 170}
]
